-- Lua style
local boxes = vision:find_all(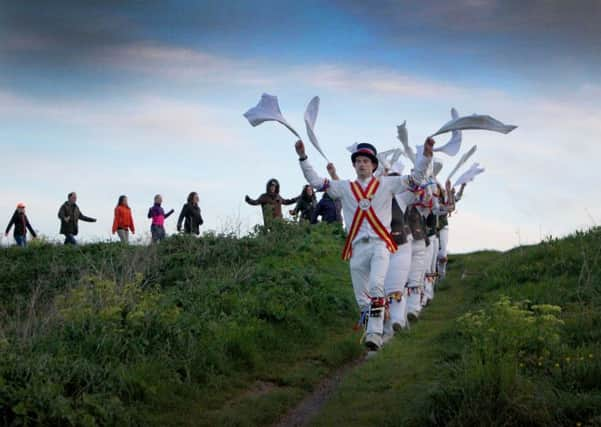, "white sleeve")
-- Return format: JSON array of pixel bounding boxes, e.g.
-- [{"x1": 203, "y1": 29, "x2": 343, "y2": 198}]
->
[
  {"x1": 299, "y1": 159, "x2": 343, "y2": 199},
  {"x1": 387, "y1": 153, "x2": 432, "y2": 194}
]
